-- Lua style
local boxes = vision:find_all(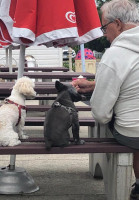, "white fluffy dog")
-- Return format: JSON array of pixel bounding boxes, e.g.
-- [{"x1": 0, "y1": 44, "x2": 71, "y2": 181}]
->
[{"x1": 0, "y1": 76, "x2": 36, "y2": 146}]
